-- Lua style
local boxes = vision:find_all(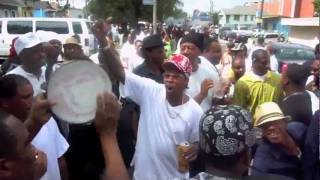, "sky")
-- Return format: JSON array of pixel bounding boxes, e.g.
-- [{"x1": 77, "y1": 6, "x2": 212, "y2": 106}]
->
[
  {"x1": 181, "y1": 0, "x2": 251, "y2": 14},
  {"x1": 70, "y1": 0, "x2": 251, "y2": 14}
]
